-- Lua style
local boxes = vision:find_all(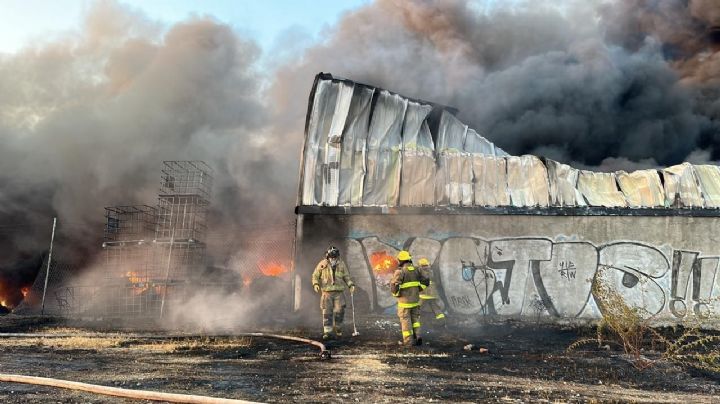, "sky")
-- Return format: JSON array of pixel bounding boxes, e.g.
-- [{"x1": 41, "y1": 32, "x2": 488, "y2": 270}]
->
[{"x1": 0, "y1": 0, "x2": 370, "y2": 54}]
